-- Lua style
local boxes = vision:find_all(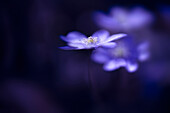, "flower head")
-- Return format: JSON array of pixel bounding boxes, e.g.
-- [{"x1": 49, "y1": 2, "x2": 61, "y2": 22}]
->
[
  {"x1": 91, "y1": 36, "x2": 149, "y2": 72},
  {"x1": 59, "y1": 30, "x2": 127, "y2": 50},
  {"x1": 93, "y1": 7, "x2": 153, "y2": 32}
]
